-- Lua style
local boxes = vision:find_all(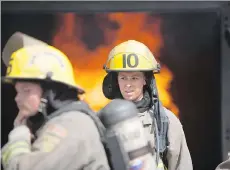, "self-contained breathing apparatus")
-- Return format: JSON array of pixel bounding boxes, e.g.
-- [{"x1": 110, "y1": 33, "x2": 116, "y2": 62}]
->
[{"x1": 100, "y1": 99, "x2": 157, "y2": 170}]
